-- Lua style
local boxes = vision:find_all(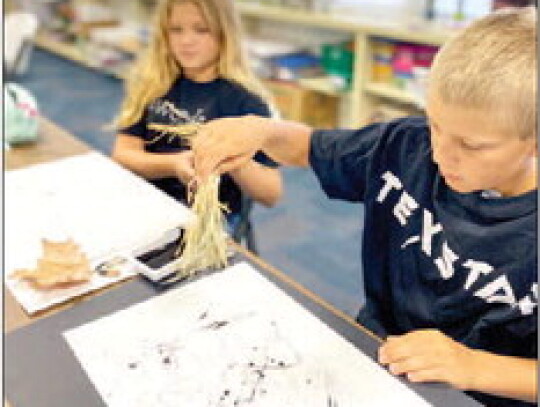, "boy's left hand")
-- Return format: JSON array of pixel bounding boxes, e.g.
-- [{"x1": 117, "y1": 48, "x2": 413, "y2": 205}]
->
[{"x1": 378, "y1": 329, "x2": 477, "y2": 391}]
